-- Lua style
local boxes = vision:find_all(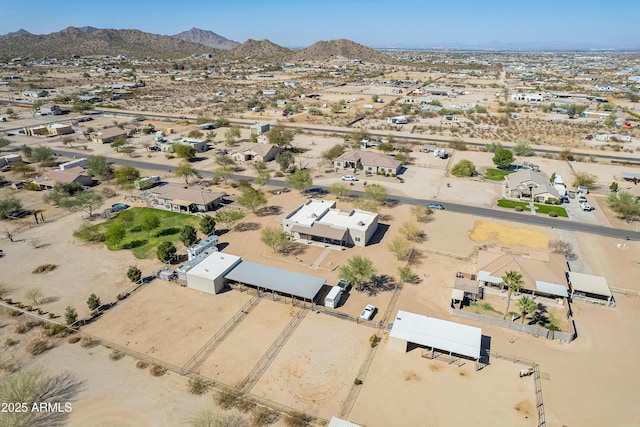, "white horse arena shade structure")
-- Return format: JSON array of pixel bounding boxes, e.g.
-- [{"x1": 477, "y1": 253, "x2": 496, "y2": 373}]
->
[{"x1": 389, "y1": 310, "x2": 483, "y2": 369}]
